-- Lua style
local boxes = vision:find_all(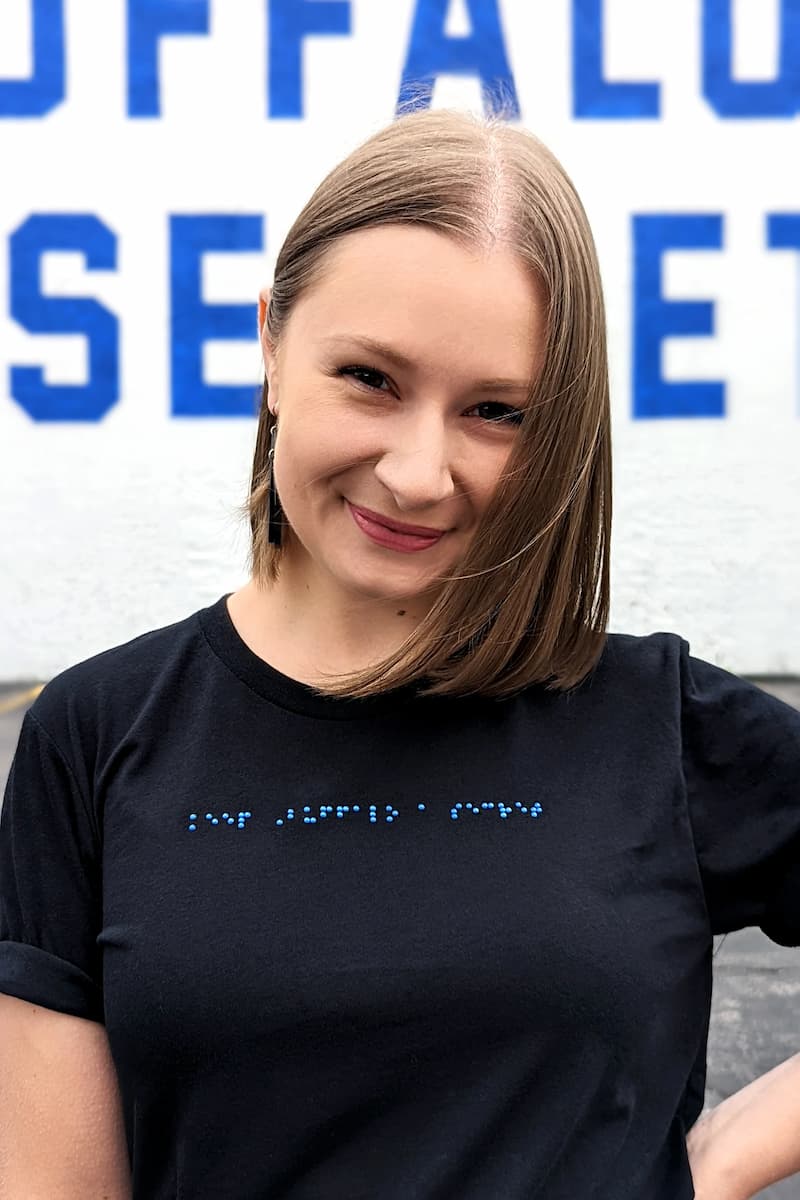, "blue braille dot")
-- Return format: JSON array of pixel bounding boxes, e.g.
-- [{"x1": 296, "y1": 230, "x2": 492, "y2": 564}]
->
[
  {"x1": 276, "y1": 819, "x2": 283, "y2": 826},
  {"x1": 532, "y1": 811, "x2": 540, "y2": 818},
  {"x1": 287, "y1": 813, "x2": 294, "y2": 819},
  {"x1": 488, "y1": 803, "x2": 495, "y2": 808},
  {"x1": 245, "y1": 811, "x2": 251, "y2": 818},
  {"x1": 336, "y1": 811, "x2": 344, "y2": 817},
  {"x1": 310, "y1": 817, "x2": 317, "y2": 823},
  {"x1": 418, "y1": 803, "x2": 425, "y2": 810},
  {"x1": 238, "y1": 822, "x2": 246, "y2": 828},
  {"x1": 353, "y1": 805, "x2": 359, "y2": 812},
  {"x1": 188, "y1": 824, "x2": 197, "y2": 831},
  {"x1": 211, "y1": 818, "x2": 219, "y2": 825},
  {"x1": 456, "y1": 803, "x2": 463, "y2": 809},
  {"x1": 320, "y1": 811, "x2": 327, "y2": 818},
  {"x1": 370, "y1": 816, "x2": 377, "y2": 823},
  {"x1": 304, "y1": 817, "x2": 310, "y2": 823},
  {"x1": 227, "y1": 817, "x2": 234, "y2": 824},
  {"x1": 205, "y1": 813, "x2": 213, "y2": 820},
  {"x1": 222, "y1": 813, "x2": 229, "y2": 819},
  {"x1": 303, "y1": 806, "x2": 311, "y2": 812},
  {"x1": 451, "y1": 813, "x2": 458, "y2": 819},
  {"x1": 501, "y1": 812, "x2": 508, "y2": 818},
  {"x1": 521, "y1": 807, "x2": 528, "y2": 813},
  {"x1": 387, "y1": 816, "x2": 394, "y2": 822},
  {"x1": 189, "y1": 813, "x2": 197, "y2": 820}
]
